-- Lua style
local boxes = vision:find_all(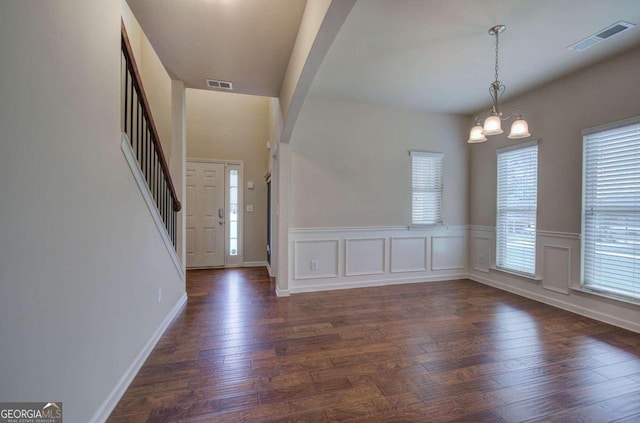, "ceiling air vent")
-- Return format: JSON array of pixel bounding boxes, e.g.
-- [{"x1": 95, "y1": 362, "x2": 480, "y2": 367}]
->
[
  {"x1": 568, "y1": 21, "x2": 636, "y2": 52},
  {"x1": 206, "y1": 79, "x2": 233, "y2": 90}
]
